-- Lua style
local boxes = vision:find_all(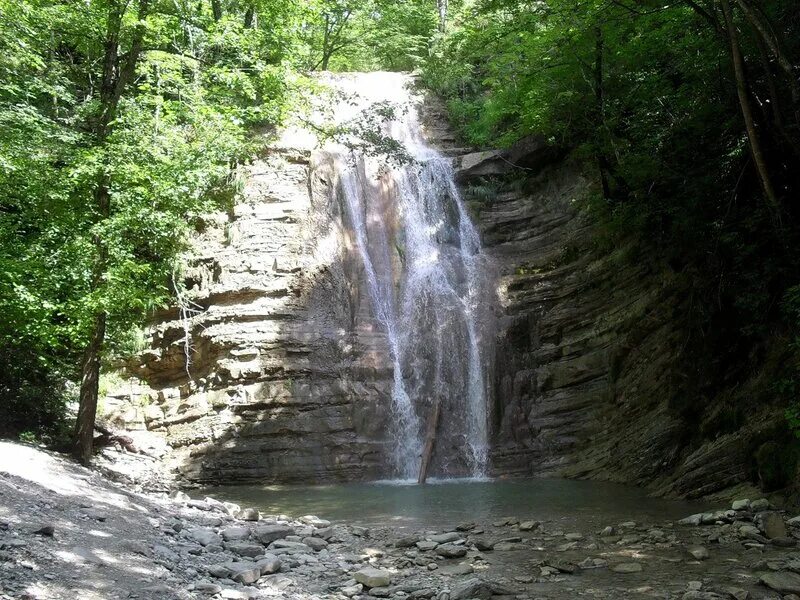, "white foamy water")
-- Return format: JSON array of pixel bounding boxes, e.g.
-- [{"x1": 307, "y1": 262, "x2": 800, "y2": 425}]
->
[{"x1": 314, "y1": 72, "x2": 492, "y2": 479}]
